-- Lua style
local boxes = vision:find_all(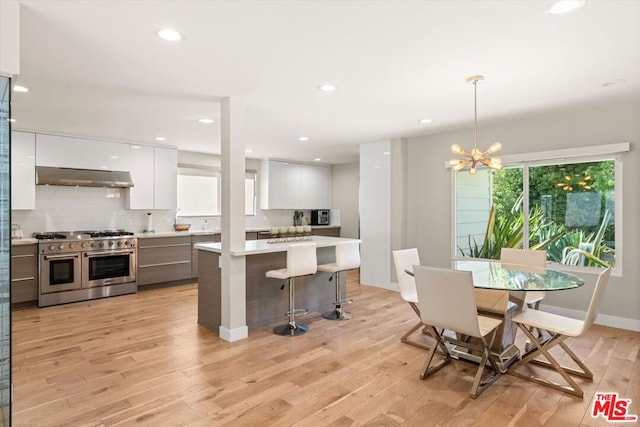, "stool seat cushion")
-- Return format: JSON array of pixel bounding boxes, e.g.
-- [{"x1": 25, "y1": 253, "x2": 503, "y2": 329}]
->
[
  {"x1": 266, "y1": 268, "x2": 292, "y2": 280},
  {"x1": 317, "y1": 263, "x2": 339, "y2": 273}
]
